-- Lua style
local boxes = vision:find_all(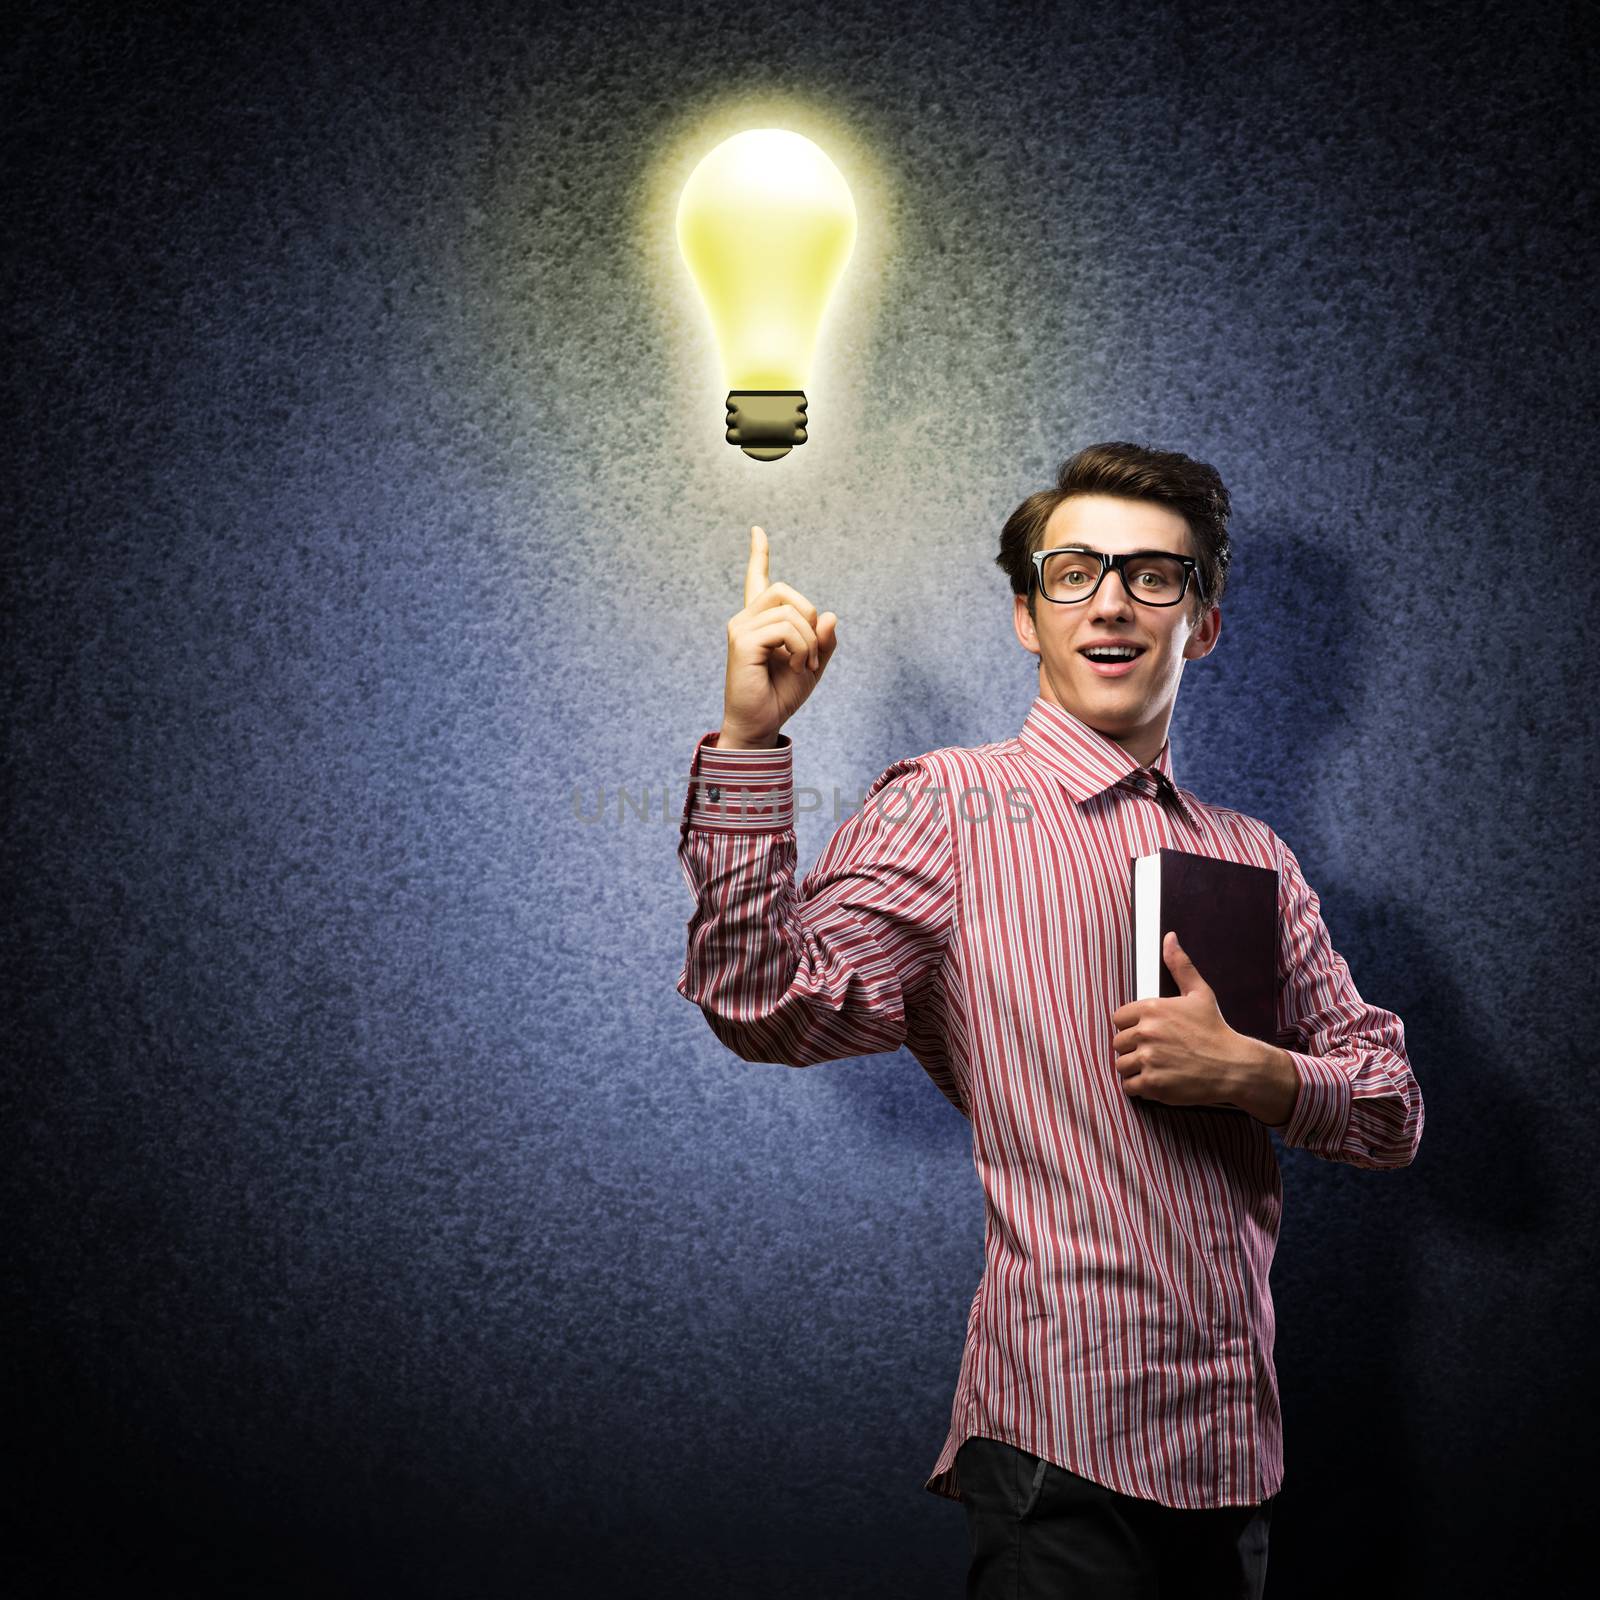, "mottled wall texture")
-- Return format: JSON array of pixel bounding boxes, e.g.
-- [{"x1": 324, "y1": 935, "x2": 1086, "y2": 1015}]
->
[{"x1": 8, "y1": 0, "x2": 1596, "y2": 1595}]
